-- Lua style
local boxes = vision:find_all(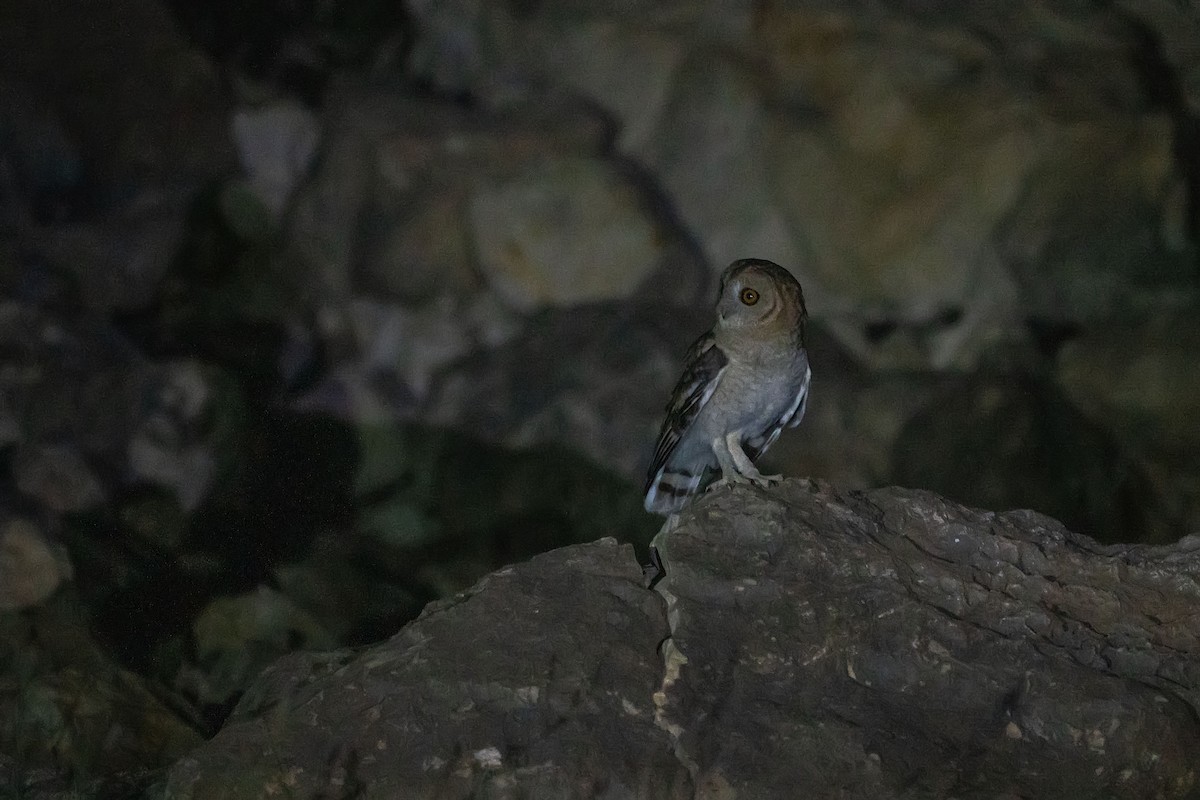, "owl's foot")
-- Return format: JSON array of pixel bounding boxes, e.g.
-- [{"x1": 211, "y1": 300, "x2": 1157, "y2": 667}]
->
[
  {"x1": 709, "y1": 469, "x2": 781, "y2": 491},
  {"x1": 713, "y1": 432, "x2": 783, "y2": 489},
  {"x1": 750, "y1": 472, "x2": 783, "y2": 487},
  {"x1": 707, "y1": 474, "x2": 743, "y2": 491}
]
